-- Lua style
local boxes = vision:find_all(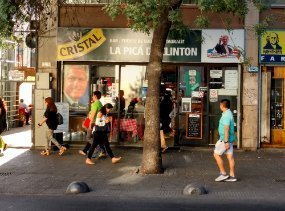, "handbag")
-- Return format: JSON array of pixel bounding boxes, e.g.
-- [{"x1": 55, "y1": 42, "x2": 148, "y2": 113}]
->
[
  {"x1": 82, "y1": 117, "x2": 91, "y2": 129},
  {"x1": 94, "y1": 123, "x2": 110, "y2": 133}
]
